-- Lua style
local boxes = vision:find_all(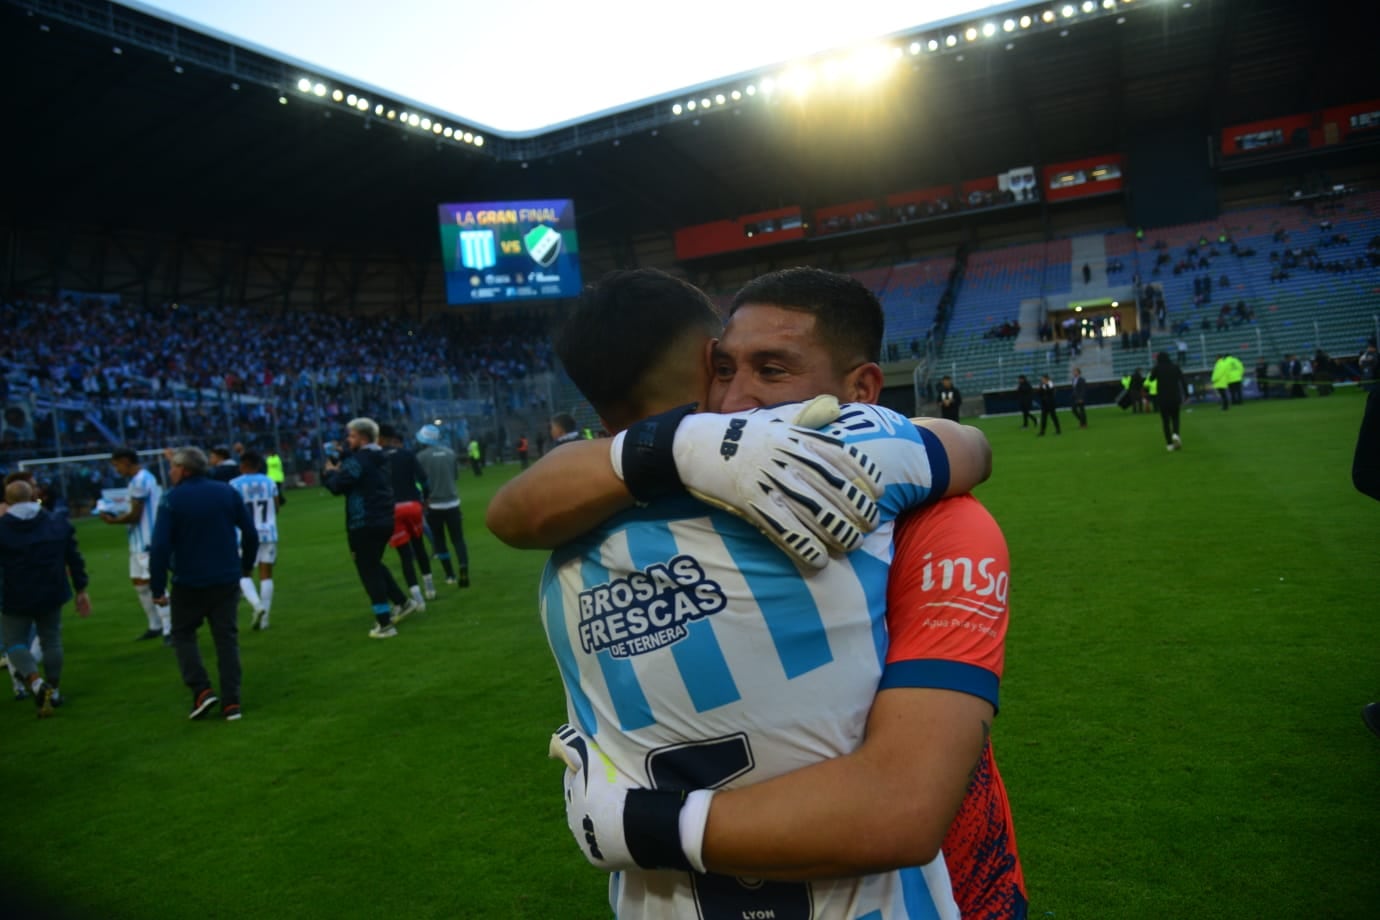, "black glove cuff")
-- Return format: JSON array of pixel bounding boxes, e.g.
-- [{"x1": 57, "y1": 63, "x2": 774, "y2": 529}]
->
[
  {"x1": 623, "y1": 789, "x2": 691, "y2": 871},
  {"x1": 620, "y1": 402, "x2": 697, "y2": 503}
]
